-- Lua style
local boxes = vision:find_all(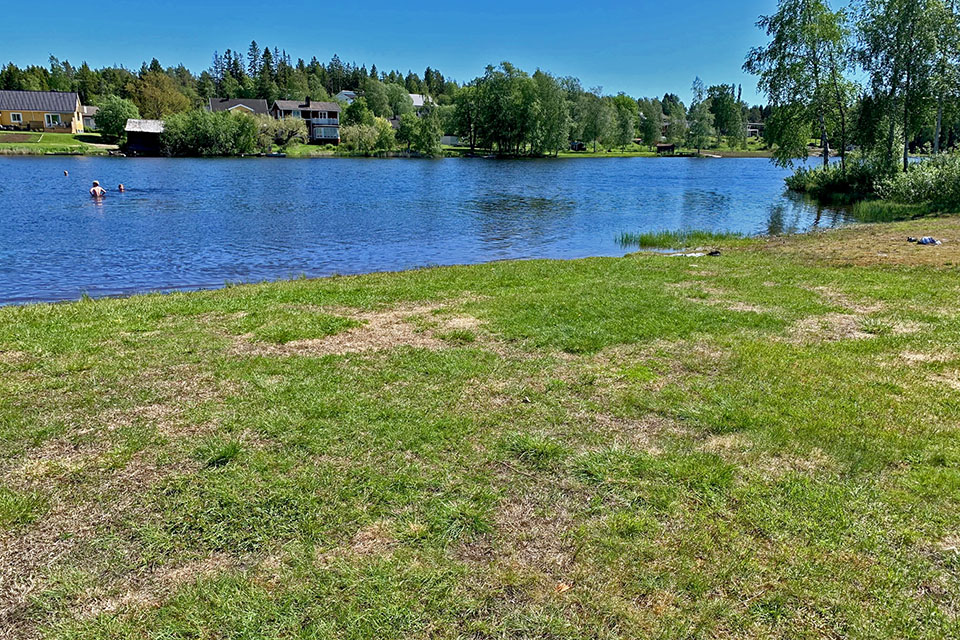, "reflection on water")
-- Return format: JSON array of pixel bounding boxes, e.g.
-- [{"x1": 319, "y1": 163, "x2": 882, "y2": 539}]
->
[{"x1": 0, "y1": 156, "x2": 851, "y2": 304}]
